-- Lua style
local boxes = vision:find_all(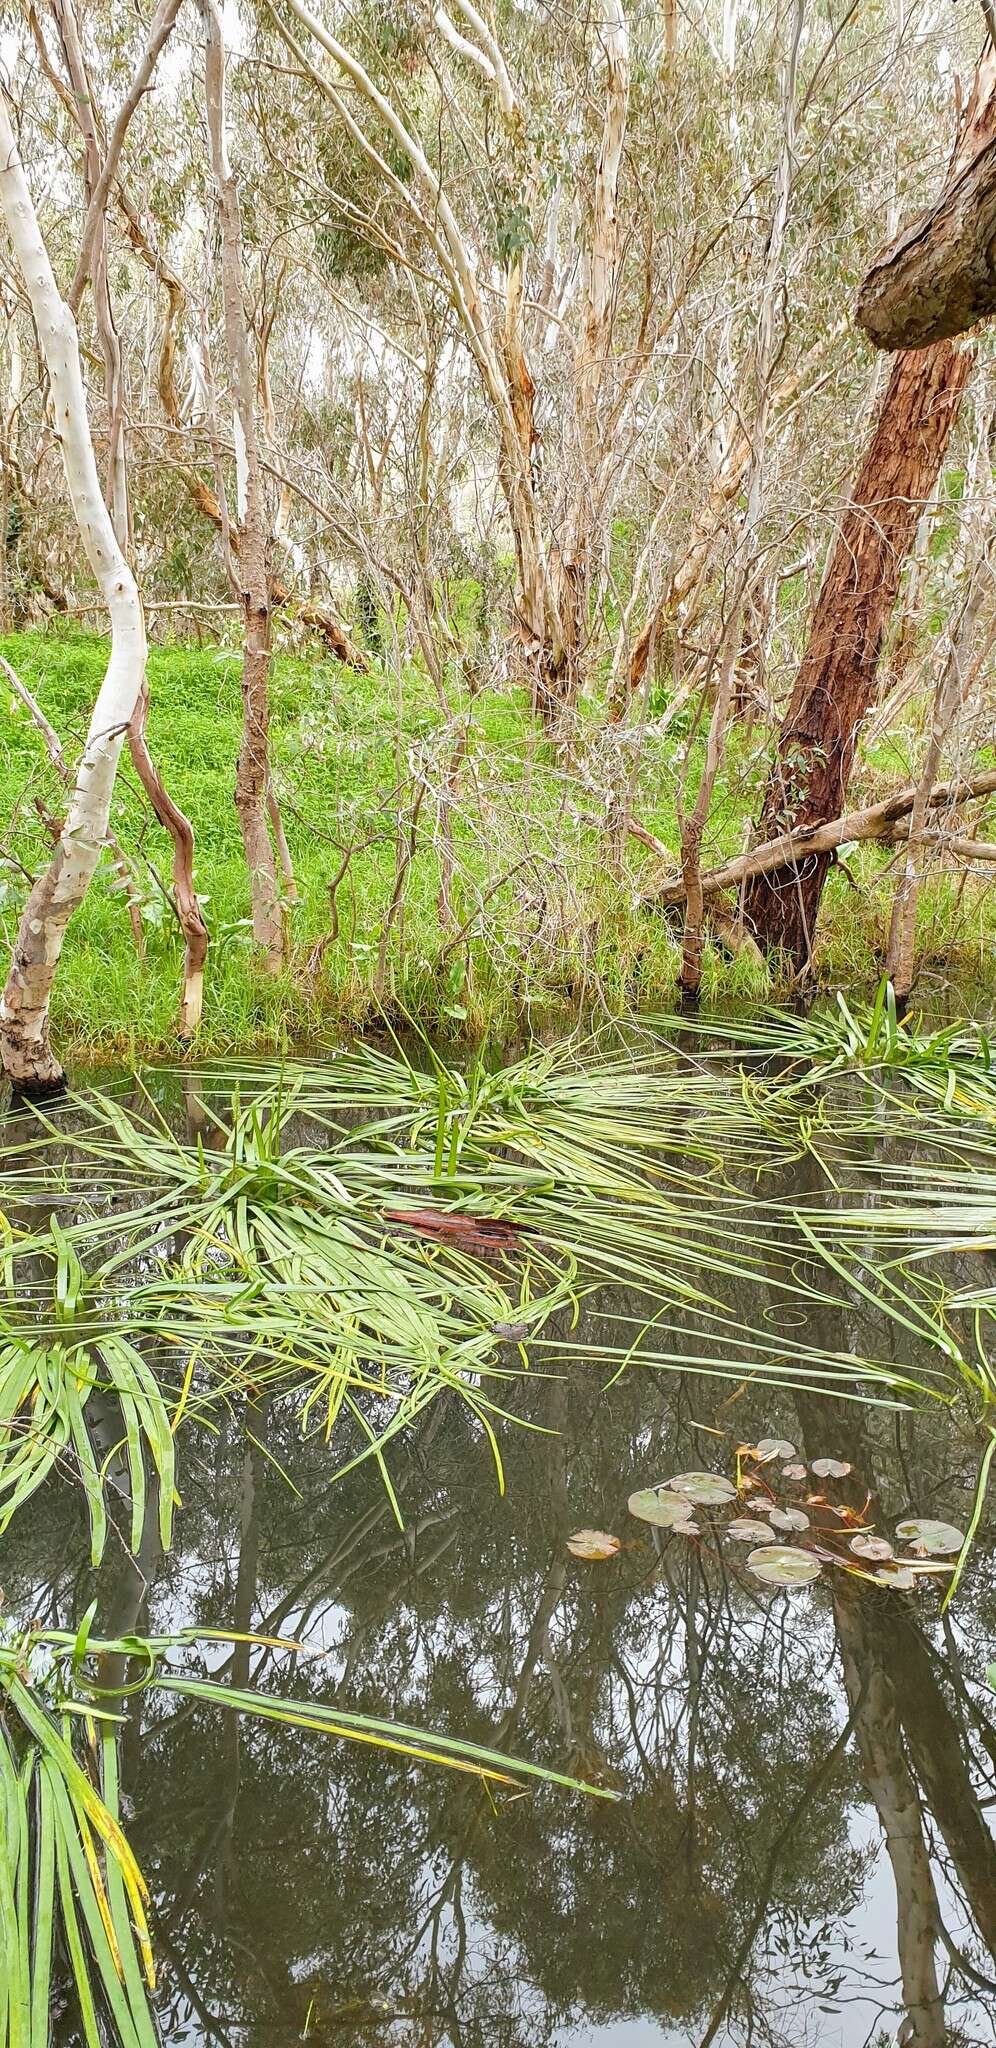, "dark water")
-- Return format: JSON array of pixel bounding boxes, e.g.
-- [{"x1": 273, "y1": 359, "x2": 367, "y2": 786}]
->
[{"x1": 1, "y1": 1062, "x2": 995, "y2": 2048}]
